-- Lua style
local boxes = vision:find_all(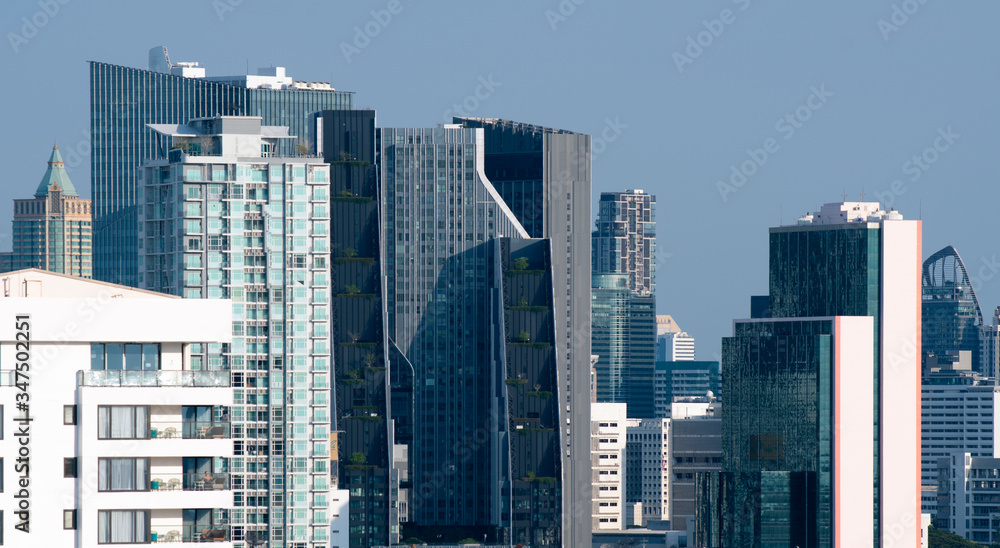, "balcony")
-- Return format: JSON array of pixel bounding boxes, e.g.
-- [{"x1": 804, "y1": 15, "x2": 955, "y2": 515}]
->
[
  {"x1": 150, "y1": 421, "x2": 231, "y2": 440},
  {"x1": 79, "y1": 370, "x2": 230, "y2": 387},
  {"x1": 151, "y1": 524, "x2": 230, "y2": 543},
  {"x1": 149, "y1": 472, "x2": 231, "y2": 492}
]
